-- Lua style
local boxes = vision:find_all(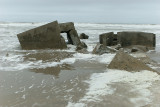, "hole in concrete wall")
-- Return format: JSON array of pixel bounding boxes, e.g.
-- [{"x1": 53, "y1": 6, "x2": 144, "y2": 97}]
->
[
  {"x1": 61, "y1": 33, "x2": 68, "y2": 42},
  {"x1": 113, "y1": 38, "x2": 117, "y2": 41},
  {"x1": 60, "y1": 31, "x2": 73, "y2": 45}
]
